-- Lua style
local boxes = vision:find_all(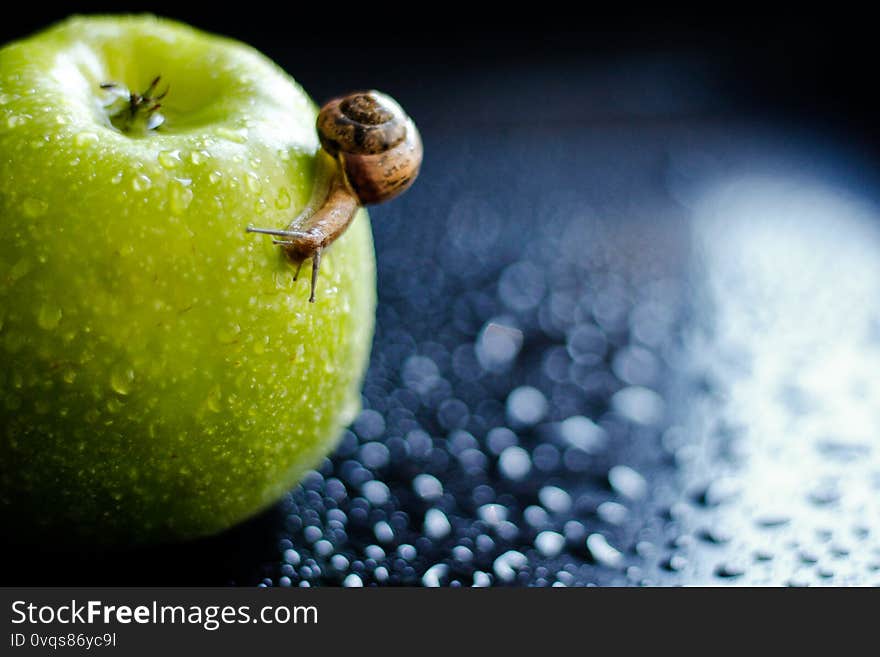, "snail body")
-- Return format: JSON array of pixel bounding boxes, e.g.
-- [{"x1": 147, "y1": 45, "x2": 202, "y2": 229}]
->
[{"x1": 248, "y1": 90, "x2": 422, "y2": 302}]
